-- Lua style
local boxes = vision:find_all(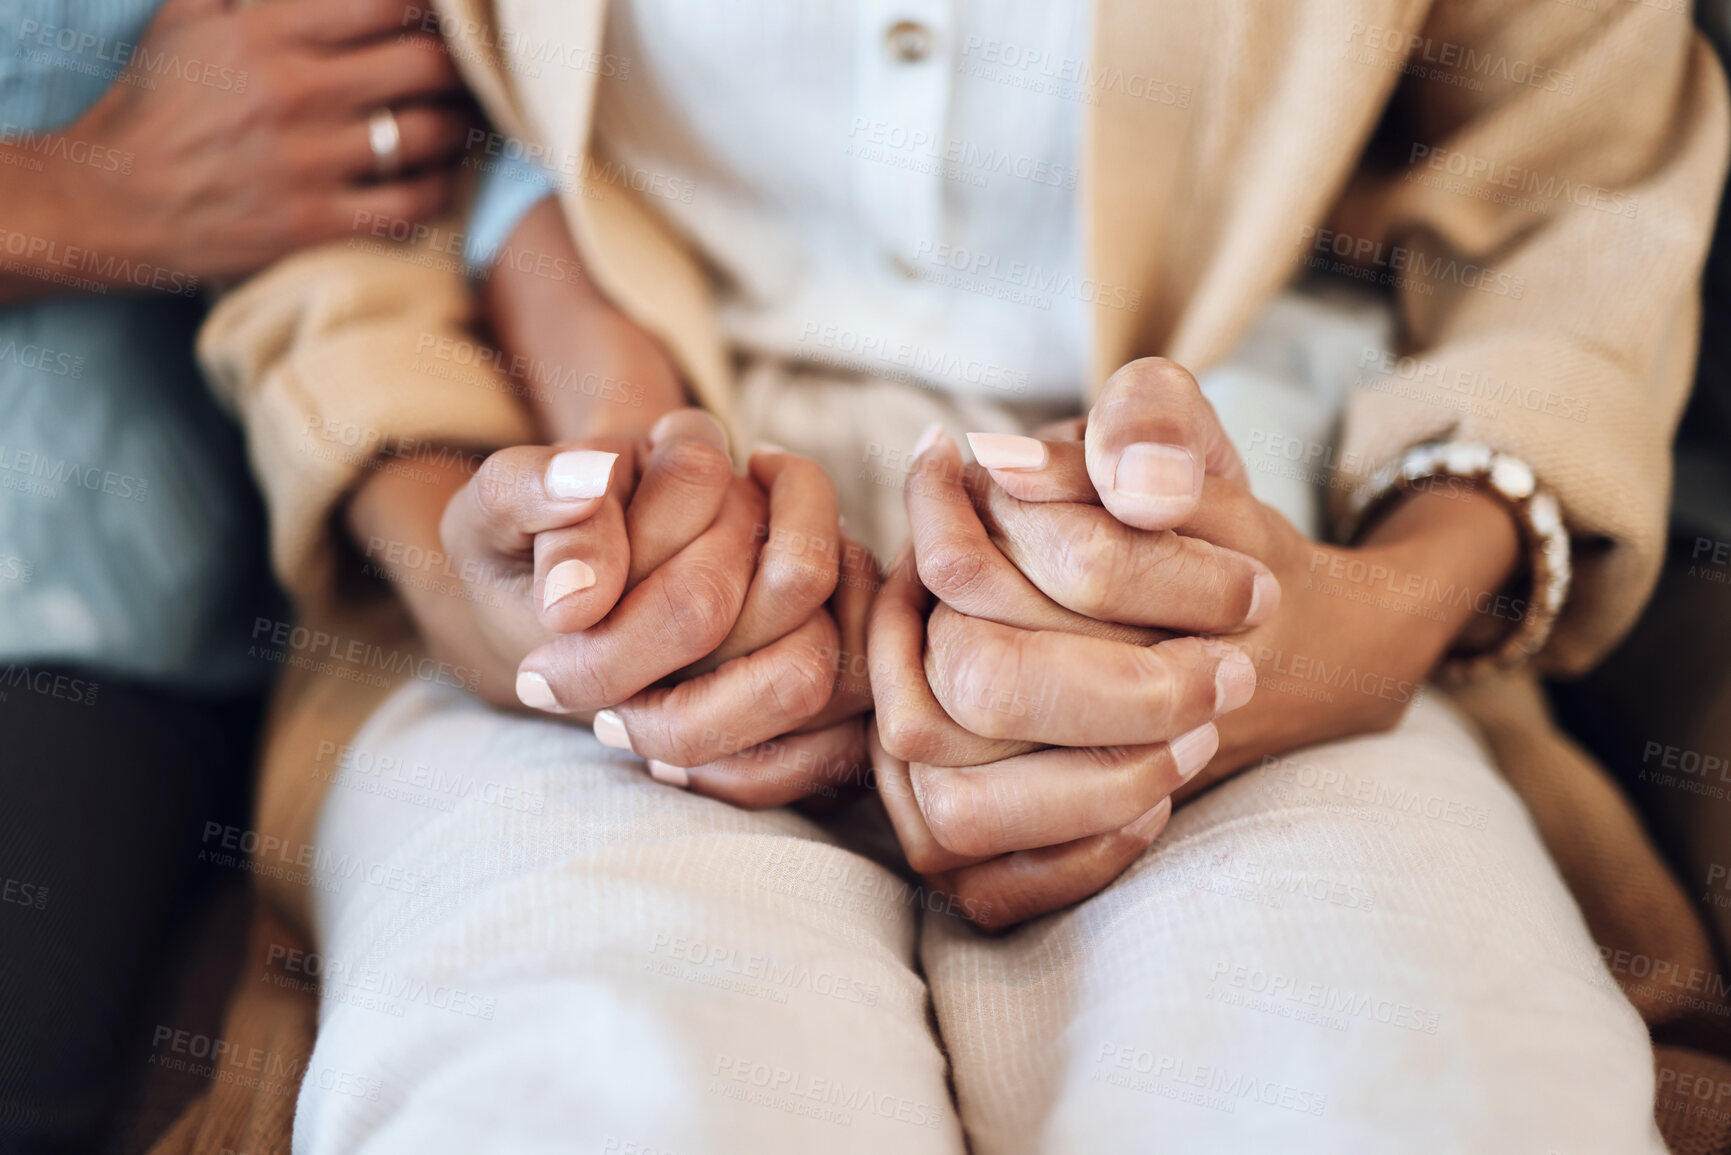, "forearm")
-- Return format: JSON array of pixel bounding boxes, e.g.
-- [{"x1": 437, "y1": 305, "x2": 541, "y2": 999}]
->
[
  {"x1": 482, "y1": 198, "x2": 687, "y2": 441},
  {"x1": 1207, "y1": 482, "x2": 1521, "y2": 782},
  {"x1": 0, "y1": 139, "x2": 121, "y2": 306},
  {"x1": 343, "y1": 457, "x2": 517, "y2": 695}
]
